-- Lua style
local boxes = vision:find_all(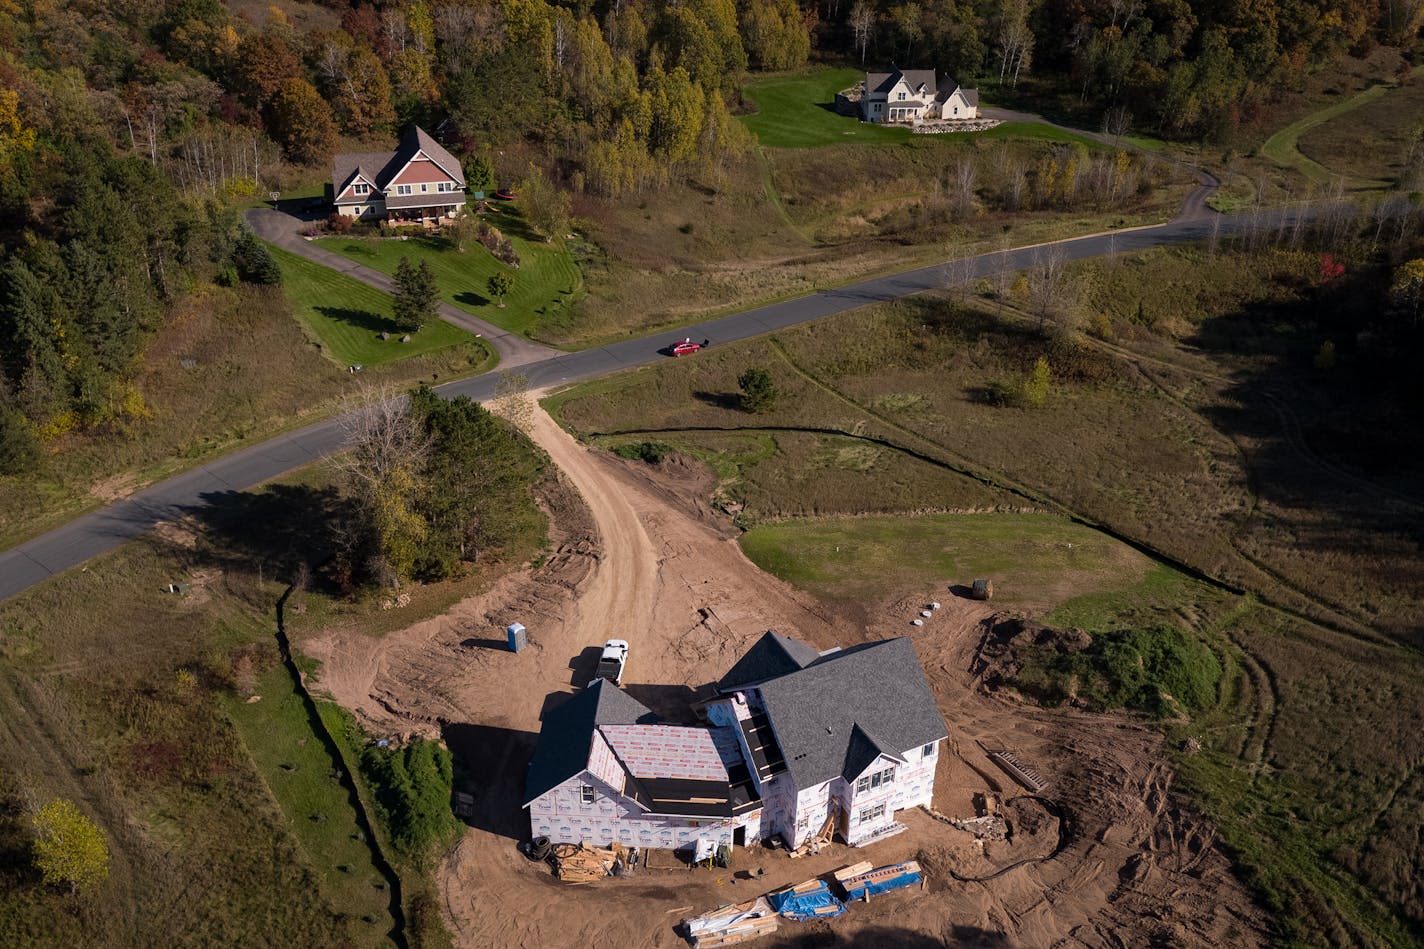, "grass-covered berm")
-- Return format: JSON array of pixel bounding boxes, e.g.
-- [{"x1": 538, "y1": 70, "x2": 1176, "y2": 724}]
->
[{"x1": 548, "y1": 238, "x2": 1424, "y2": 945}]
